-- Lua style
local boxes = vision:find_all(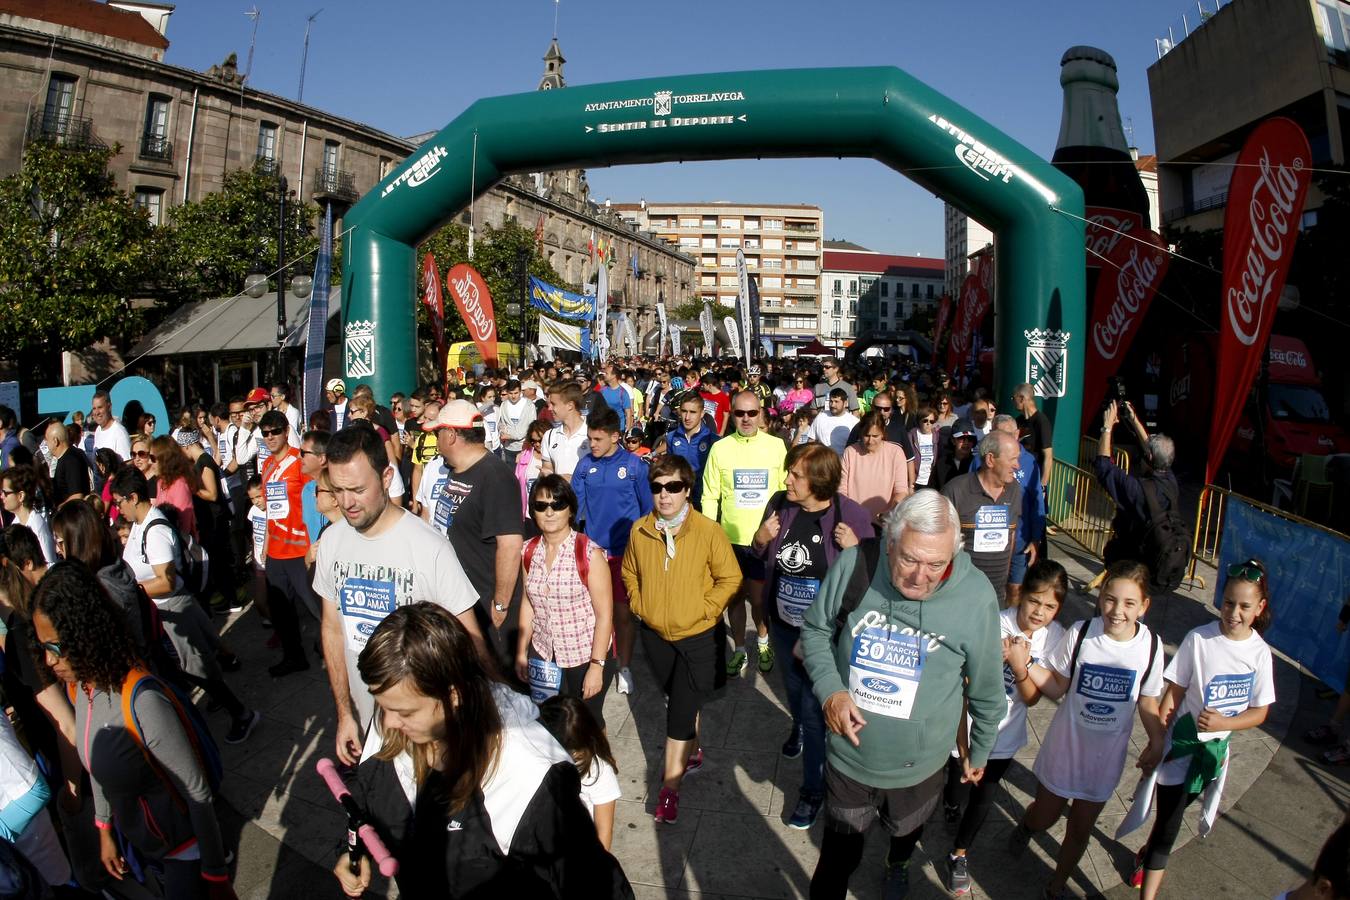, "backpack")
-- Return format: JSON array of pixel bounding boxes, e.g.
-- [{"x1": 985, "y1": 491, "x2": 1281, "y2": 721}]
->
[
  {"x1": 523, "y1": 532, "x2": 592, "y2": 584},
  {"x1": 830, "y1": 537, "x2": 882, "y2": 646},
  {"x1": 141, "y1": 514, "x2": 207, "y2": 598},
  {"x1": 1138, "y1": 478, "x2": 1188, "y2": 593},
  {"x1": 1065, "y1": 616, "x2": 1160, "y2": 690},
  {"x1": 68, "y1": 668, "x2": 223, "y2": 809}
]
